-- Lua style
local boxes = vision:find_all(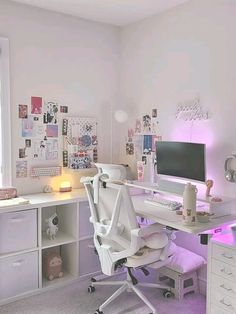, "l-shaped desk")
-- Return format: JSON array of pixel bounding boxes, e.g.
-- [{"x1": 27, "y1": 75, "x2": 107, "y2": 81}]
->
[{"x1": 1, "y1": 185, "x2": 236, "y2": 313}]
